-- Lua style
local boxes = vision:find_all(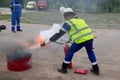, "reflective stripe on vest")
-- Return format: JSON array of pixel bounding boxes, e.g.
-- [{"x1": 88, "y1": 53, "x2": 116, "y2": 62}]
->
[
  {"x1": 68, "y1": 20, "x2": 90, "y2": 39},
  {"x1": 66, "y1": 18, "x2": 93, "y2": 44},
  {"x1": 73, "y1": 32, "x2": 93, "y2": 42}
]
